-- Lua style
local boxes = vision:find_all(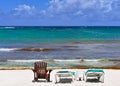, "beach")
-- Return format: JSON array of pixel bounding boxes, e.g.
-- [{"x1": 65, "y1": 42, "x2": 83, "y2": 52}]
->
[
  {"x1": 1, "y1": 0, "x2": 120, "y2": 84},
  {"x1": 0, "y1": 69, "x2": 119, "y2": 86}
]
